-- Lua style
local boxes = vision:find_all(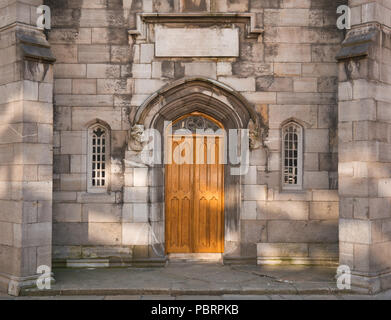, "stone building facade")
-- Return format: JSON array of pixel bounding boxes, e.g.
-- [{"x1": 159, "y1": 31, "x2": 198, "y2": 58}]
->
[{"x1": 0, "y1": 0, "x2": 390, "y2": 295}]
